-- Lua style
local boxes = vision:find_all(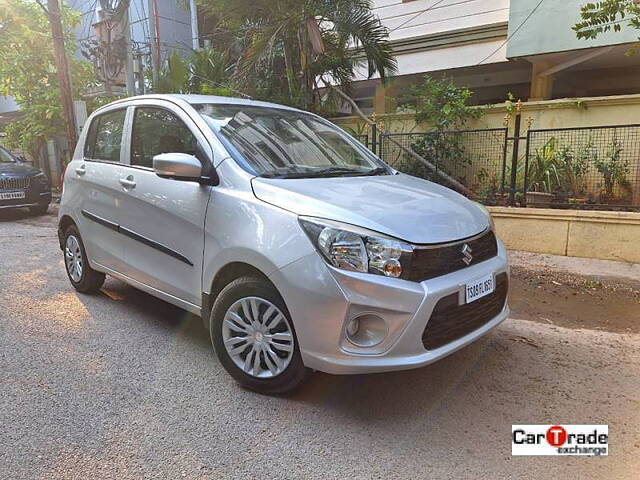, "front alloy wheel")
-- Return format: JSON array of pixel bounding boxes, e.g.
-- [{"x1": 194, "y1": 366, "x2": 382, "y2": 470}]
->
[
  {"x1": 210, "y1": 276, "x2": 309, "y2": 394},
  {"x1": 222, "y1": 296, "x2": 295, "y2": 378}
]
